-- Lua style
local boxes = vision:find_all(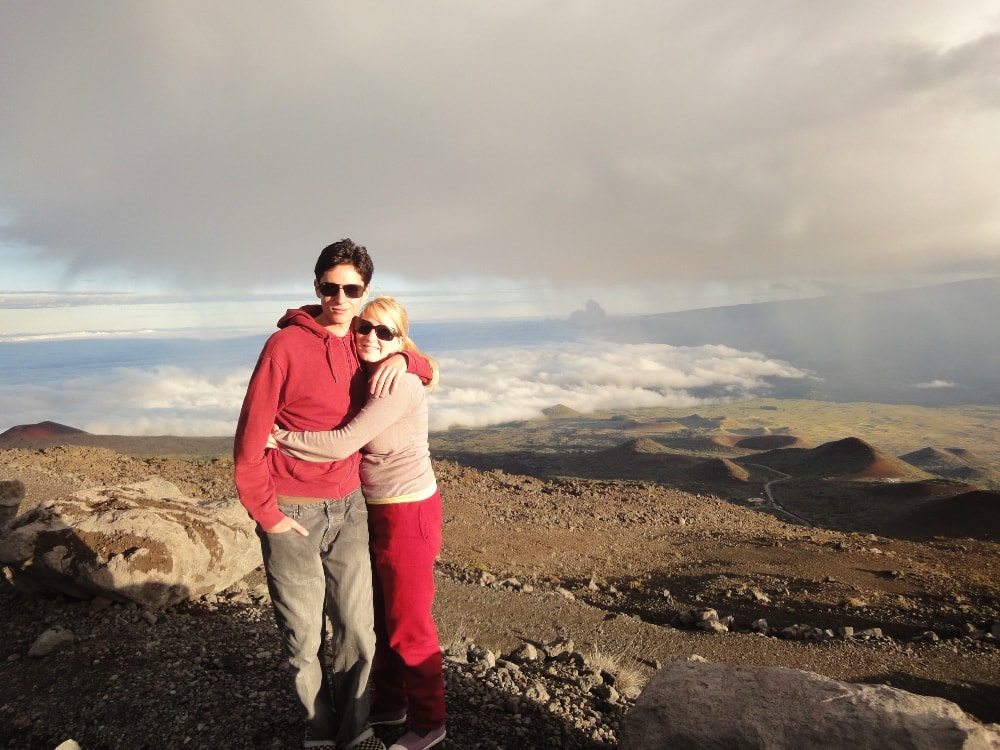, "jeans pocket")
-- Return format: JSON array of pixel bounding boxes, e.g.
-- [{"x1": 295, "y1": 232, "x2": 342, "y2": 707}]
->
[{"x1": 273, "y1": 502, "x2": 303, "y2": 525}]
